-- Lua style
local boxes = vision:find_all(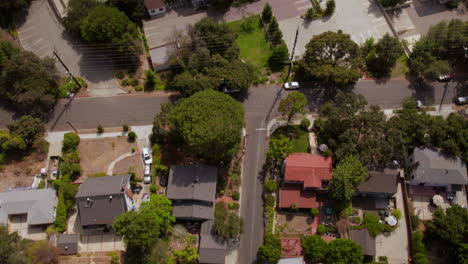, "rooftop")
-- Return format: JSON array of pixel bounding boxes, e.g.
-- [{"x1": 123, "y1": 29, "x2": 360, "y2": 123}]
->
[
  {"x1": 166, "y1": 165, "x2": 217, "y2": 202},
  {"x1": 284, "y1": 153, "x2": 332, "y2": 188},
  {"x1": 357, "y1": 169, "x2": 399, "y2": 195},
  {"x1": 144, "y1": 0, "x2": 165, "y2": 10},
  {"x1": 411, "y1": 148, "x2": 467, "y2": 185},
  {"x1": 199, "y1": 220, "x2": 228, "y2": 264},
  {"x1": 349, "y1": 229, "x2": 376, "y2": 256},
  {"x1": 279, "y1": 184, "x2": 317, "y2": 208},
  {"x1": 76, "y1": 175, "x2": 131, "y2": 198},
  {"x1": 0, "y1": 188, "x2": 56, "y2": 225}
]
